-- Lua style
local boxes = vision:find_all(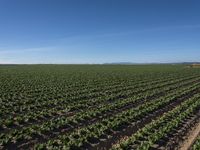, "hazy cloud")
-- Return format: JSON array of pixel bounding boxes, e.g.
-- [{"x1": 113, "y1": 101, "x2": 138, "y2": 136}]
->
[{"x1": 0, "y1": 47, "x2": 55, "y2": 54}]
